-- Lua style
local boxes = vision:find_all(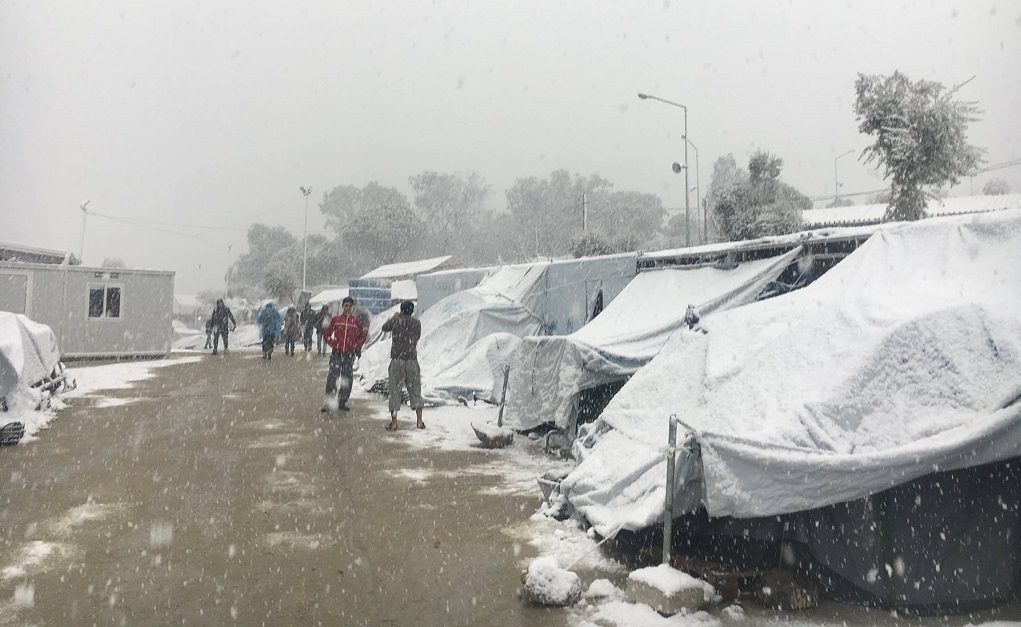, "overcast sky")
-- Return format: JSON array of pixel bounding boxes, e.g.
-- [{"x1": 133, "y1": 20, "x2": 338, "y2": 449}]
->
[{"x1": 2, "y1": 0, "x2": 1018, "y2": 294}]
